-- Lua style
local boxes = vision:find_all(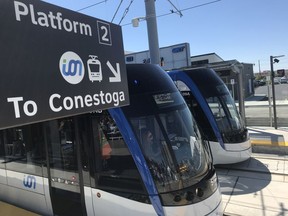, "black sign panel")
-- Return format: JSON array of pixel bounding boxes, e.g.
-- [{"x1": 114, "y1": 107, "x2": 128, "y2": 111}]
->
[{"x1": 0, "y1": 0, "x2": 129, "y2": 129}]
